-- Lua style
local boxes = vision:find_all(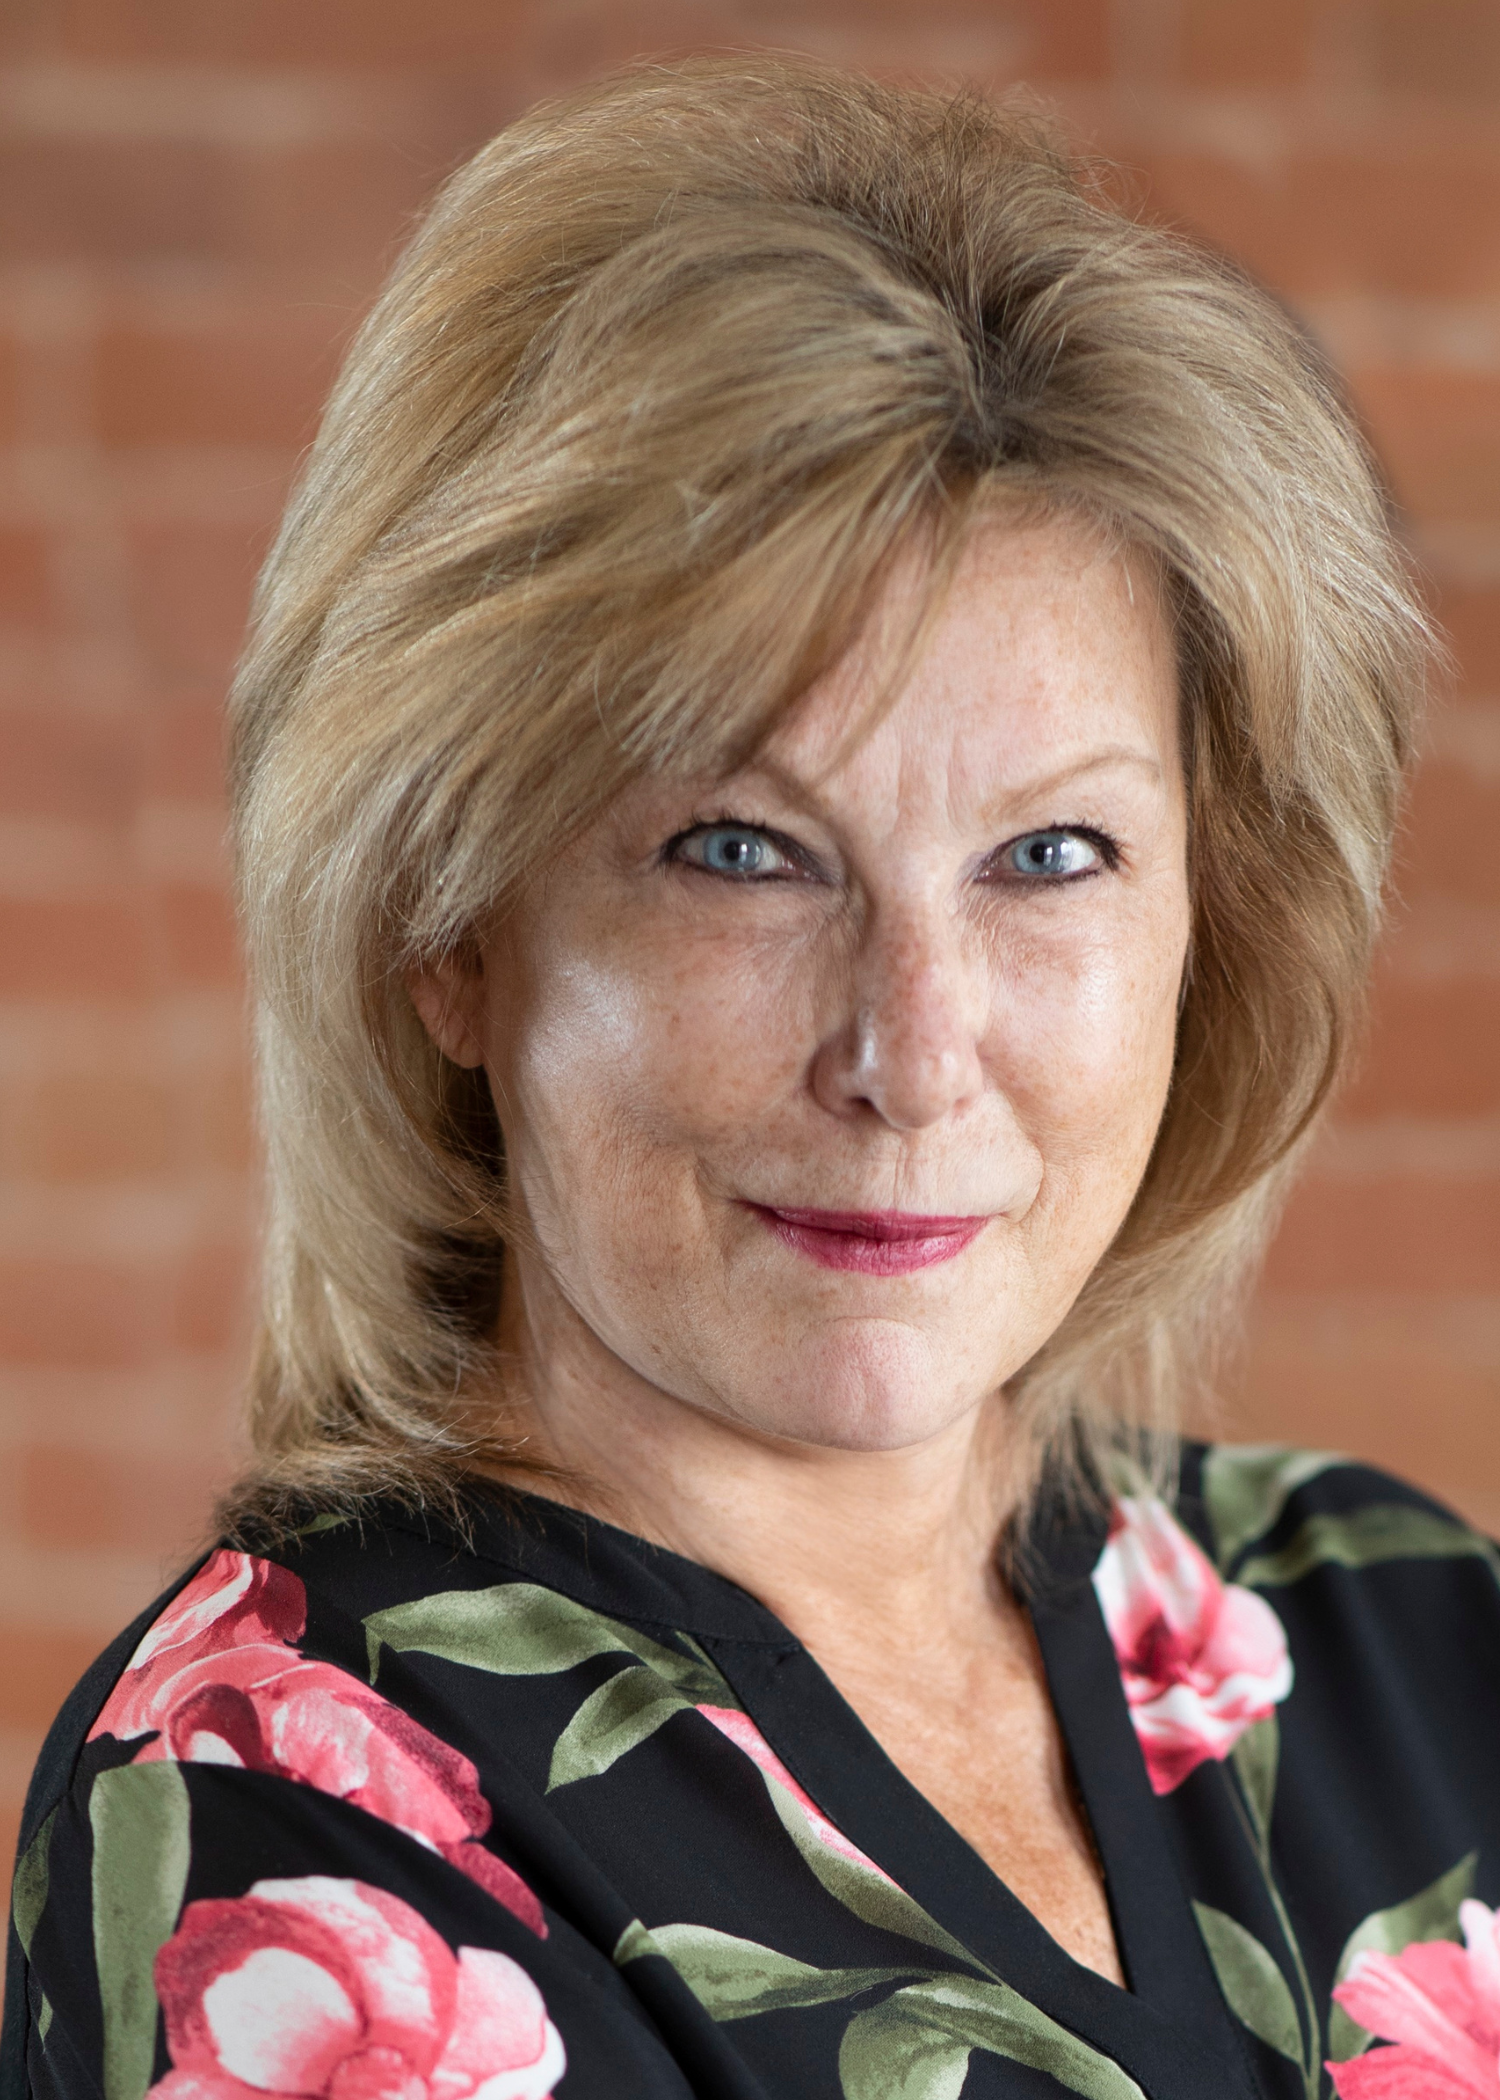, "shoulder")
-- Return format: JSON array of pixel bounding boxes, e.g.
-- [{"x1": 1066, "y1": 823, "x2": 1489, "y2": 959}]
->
[
  {"x1": 1092, "y1": 1439, "x2": 1499, "y2": 1711},
  {"x1": 1173, "y1": 1439, "x2": 1497, "y2": 1595},
  {"x1": 1088, "y1": 1443, "x2": 1500, "y2": 1799},
  {"x1": 16, "y1": 1531, "x2": 547, "y2": 1930},
  {"x1": 1167, "y1": 1438, "x2": 1500, "y2": 1695},
  {"x1": 5, "y1": 1523, "x2": 696, "y2": 2100}
]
